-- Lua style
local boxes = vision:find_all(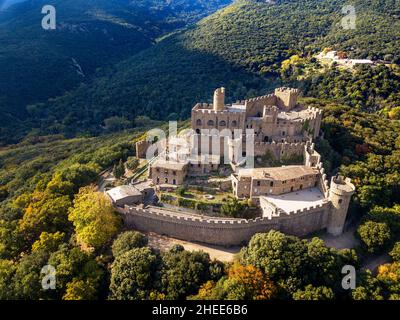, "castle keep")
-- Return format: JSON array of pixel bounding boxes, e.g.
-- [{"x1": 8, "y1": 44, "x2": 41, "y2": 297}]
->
[{"x1": 119, "y1": 87, "x2": 355, "y2": 246}]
